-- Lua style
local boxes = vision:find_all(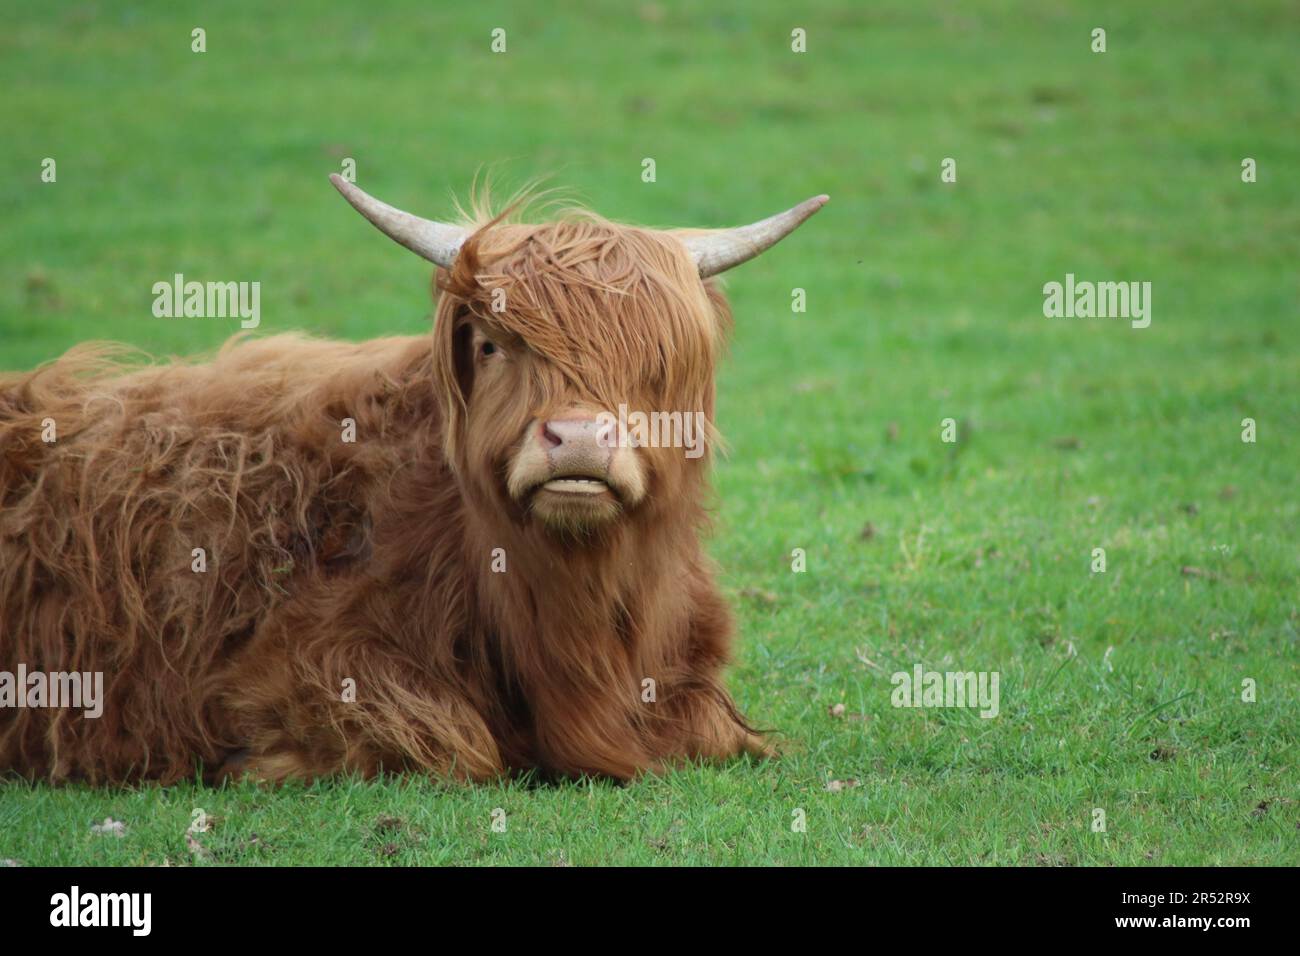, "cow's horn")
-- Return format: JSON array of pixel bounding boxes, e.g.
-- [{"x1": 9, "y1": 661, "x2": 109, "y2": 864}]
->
[
  {"x1": 680, "y1": 195, "x2": 829, "y2": 278},
  {"x1": 330, "y1": 175, "x2": 469, "y2": 268}
]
